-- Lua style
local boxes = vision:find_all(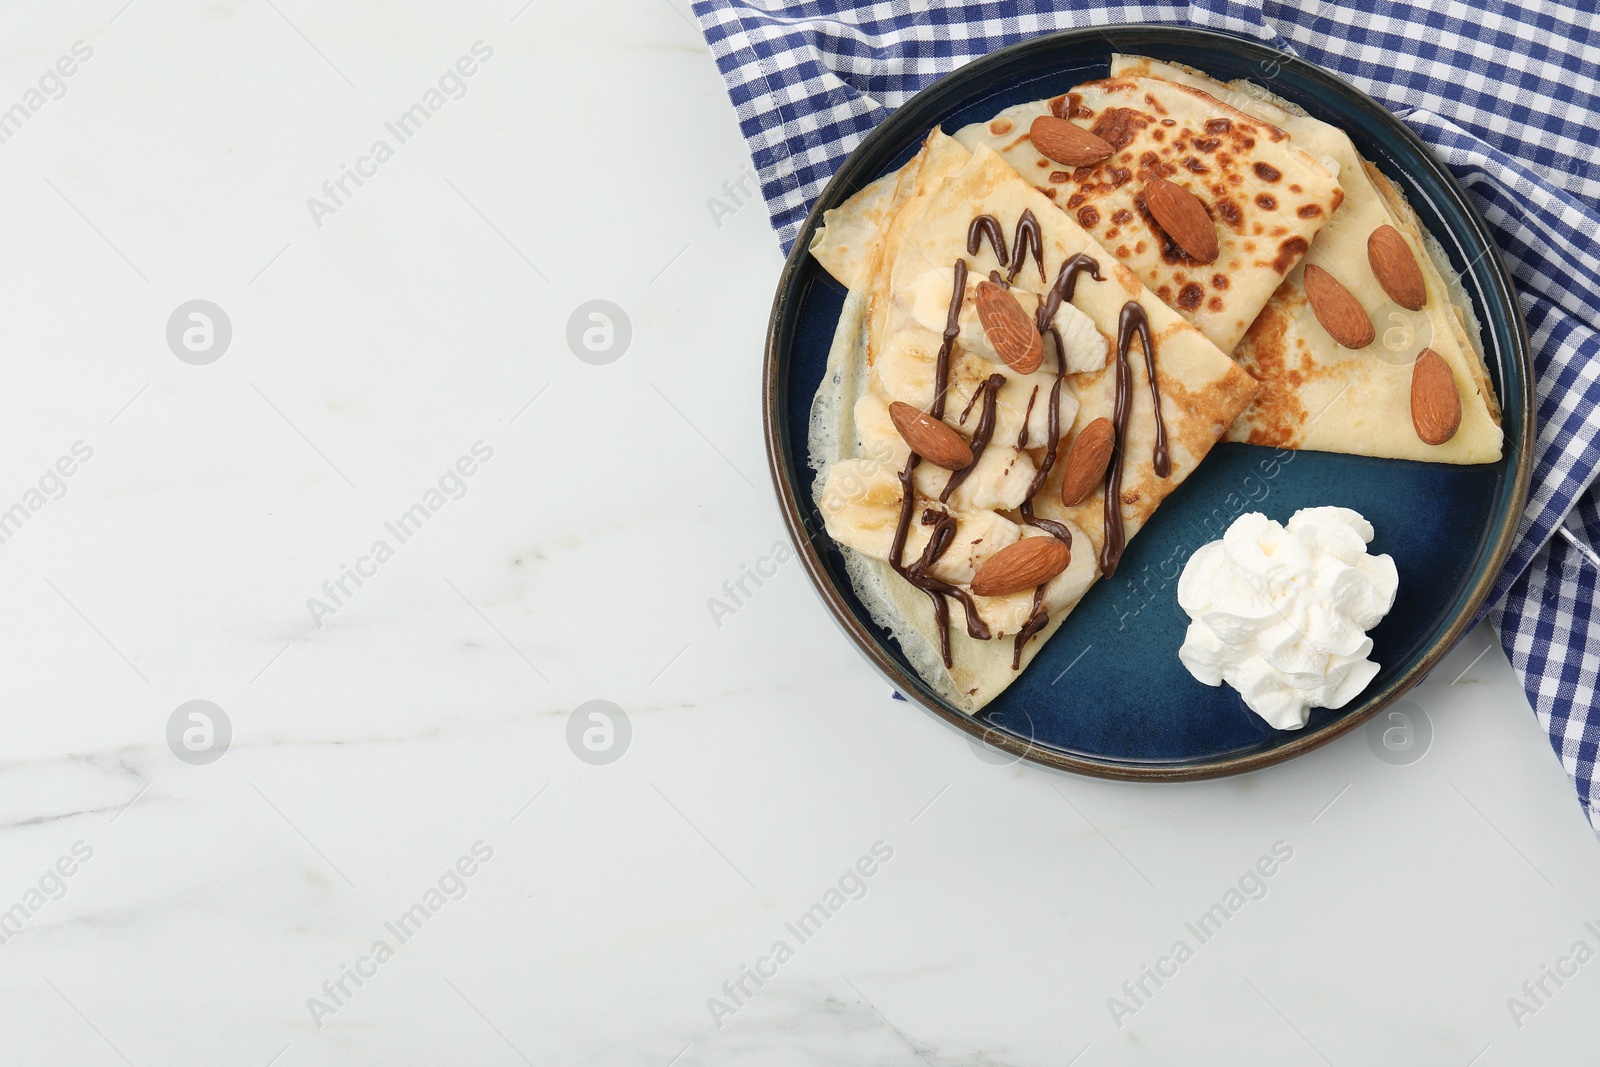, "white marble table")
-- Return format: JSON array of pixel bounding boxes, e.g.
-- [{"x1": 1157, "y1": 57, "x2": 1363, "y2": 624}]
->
[{"x1": 0, "y1": 2, "x2": 1595, "y2": 1064}]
